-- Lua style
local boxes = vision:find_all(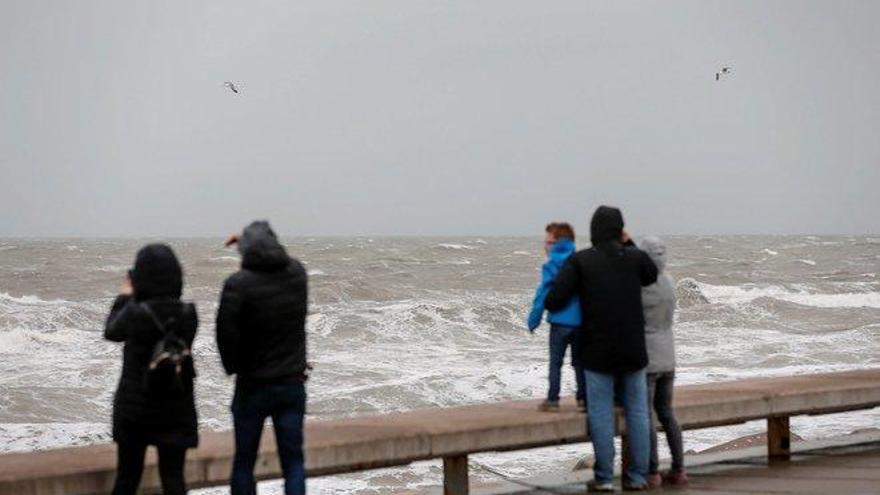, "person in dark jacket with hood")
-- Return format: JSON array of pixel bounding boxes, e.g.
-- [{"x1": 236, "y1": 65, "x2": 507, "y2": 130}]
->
[
  {"x1": 216, "y1": 221, "x2": 308, "y2": 495},
  {"x1": 105, "y1": 244, "x2": 198, "y2": 495},
  {"x1": 545, "y1": 206, "x2": 658, "y2": 492}
]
